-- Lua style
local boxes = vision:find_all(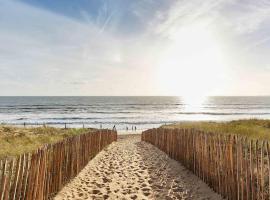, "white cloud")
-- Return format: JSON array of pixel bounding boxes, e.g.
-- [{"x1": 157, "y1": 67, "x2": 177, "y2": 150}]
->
[
  {"x1": 0, "y1": 0, "x2": 162, "y2": 95},
  {"x1": 0, "y1": 0, "x2": 270, "y2": 95},
  {"x1": 152, "y1": 0, "x2": 270, "y2": 41},
  {"x1": 227, "y1": 1, "x2": 270, "y2": 34},
  {"x1": 146, "y1": 0, "x2": 270, "y2": 95}
]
